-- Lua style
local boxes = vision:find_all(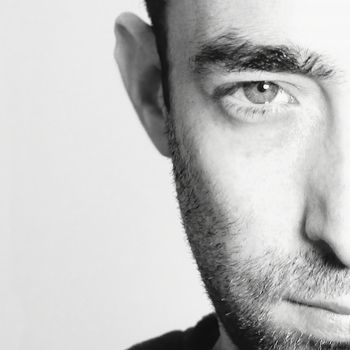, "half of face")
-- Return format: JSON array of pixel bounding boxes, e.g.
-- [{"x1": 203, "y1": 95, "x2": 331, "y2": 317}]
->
[
  {"x1": 116, "y1": 0, "x2": 350, "y2": 348},
  {"x1": 166, "y1": 0, "x2": 350, "y2": 349}
]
